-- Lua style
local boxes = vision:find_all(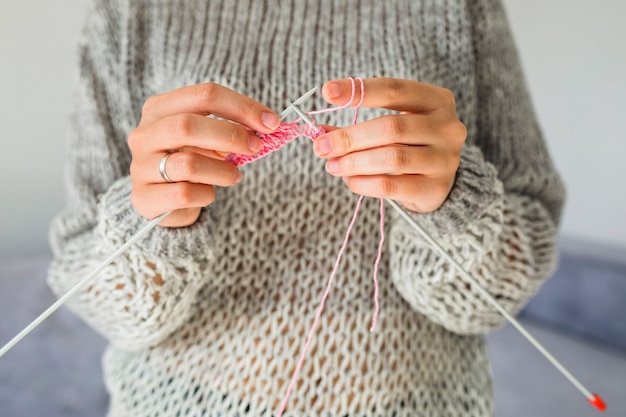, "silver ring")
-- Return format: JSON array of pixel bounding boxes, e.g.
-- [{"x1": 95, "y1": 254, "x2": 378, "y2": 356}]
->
[{"x1": 159, "y1": 153, "x2": 175, "y2": 183}]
